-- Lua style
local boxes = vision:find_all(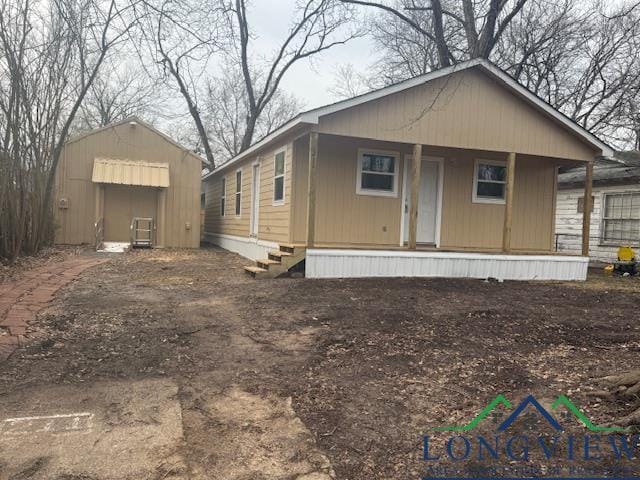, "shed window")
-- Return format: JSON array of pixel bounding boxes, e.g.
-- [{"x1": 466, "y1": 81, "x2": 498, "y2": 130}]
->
[
  {"x1": 220, "y1": 178, "x2": 226, "y2": 216},
  {"x1": 602, "y1": 193, "x2": 640, "y2": 244},
  {"x1": 356, "y1": 149, "x2": 399, "y2": 197},
  {"x1": 235, "y1": 170, "x2": 242, "y2": 216},
  {"x1": 473, "y1": 160, "x2": 507, "y2": 204},
  {"x1": 274, "y1": 151, "x2": 285, "y2": 204}
]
